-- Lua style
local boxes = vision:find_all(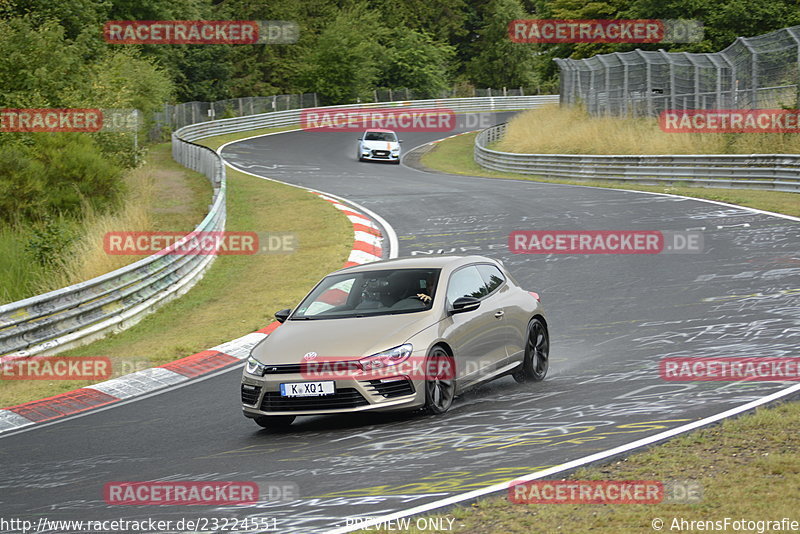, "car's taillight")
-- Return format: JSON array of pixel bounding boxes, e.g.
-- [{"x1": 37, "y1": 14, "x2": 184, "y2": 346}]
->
[{"x1": 528, "y1": 291, "x2": 541, "y2": 302}]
